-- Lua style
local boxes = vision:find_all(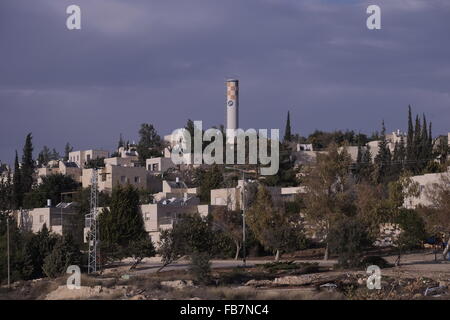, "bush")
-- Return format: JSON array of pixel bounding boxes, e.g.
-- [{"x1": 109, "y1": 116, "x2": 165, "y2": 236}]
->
[
  {"x1": 189, "y1": 252, "x2": 212, "y2": 285},
  {"x1": 395, "y1": 209, "x2": 426, "y2": 251},
  {"x1": 42, "y1": 235, "x2": 82, "y2": 278},
  {"x1": 328, "y1": 217, "x2": 371, "y2": 268}
]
